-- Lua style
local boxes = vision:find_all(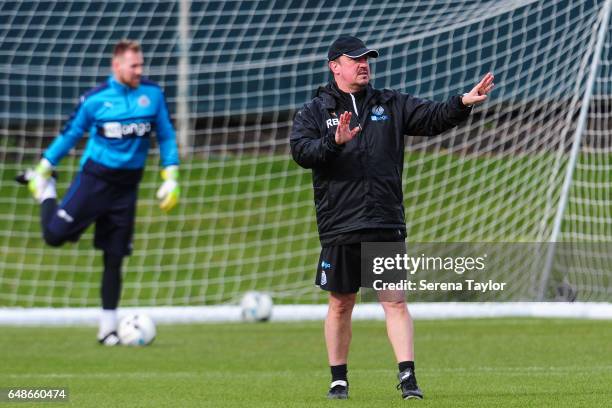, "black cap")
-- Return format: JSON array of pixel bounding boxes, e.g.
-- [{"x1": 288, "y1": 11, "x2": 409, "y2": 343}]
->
[{"x1": 328, "y1": 35, "x2": 379, "y2": 61}]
